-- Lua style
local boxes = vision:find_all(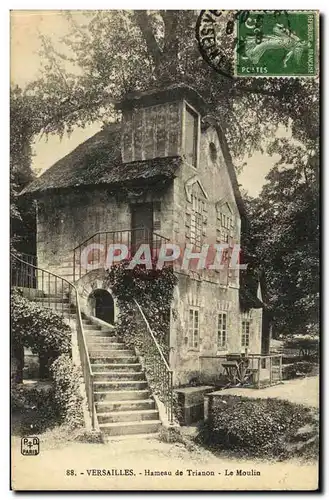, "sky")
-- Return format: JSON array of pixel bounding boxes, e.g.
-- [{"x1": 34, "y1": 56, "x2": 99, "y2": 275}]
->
[{"x1": 10, "y1": 10, "x2": 283, "y2": 197}]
